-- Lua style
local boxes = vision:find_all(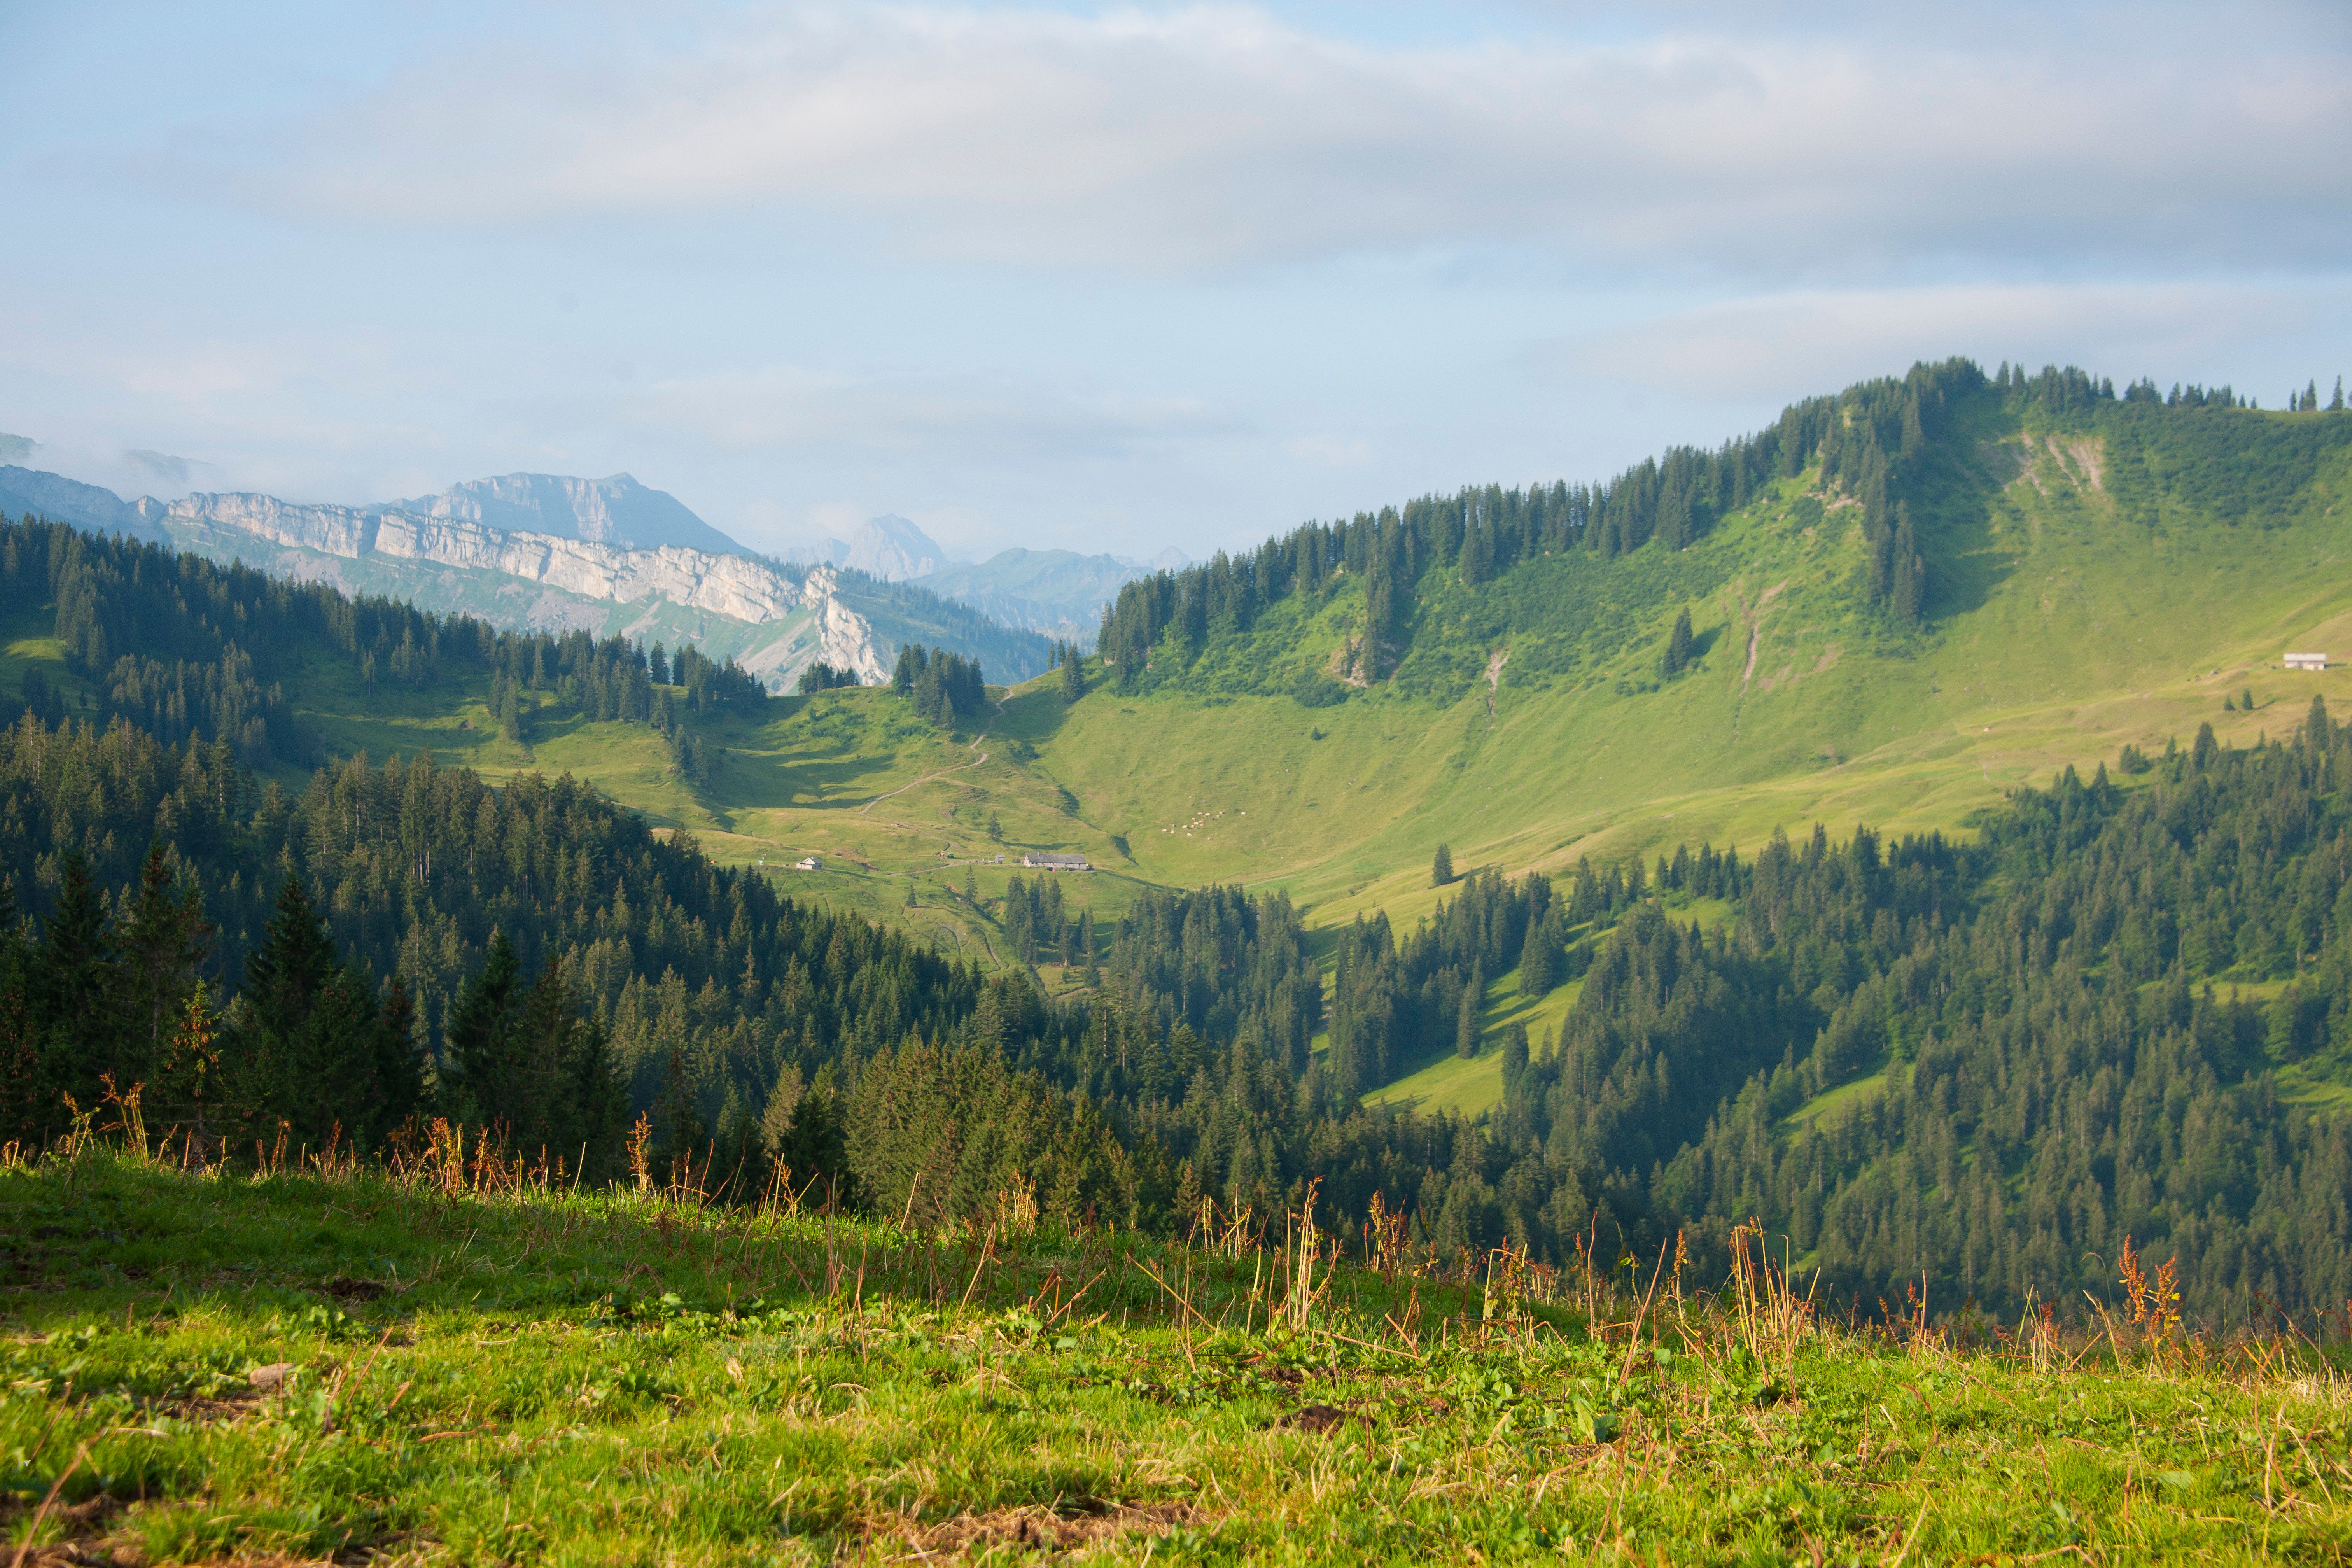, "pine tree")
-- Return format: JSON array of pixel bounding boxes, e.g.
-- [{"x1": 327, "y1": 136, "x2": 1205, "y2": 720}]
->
[
  {"x1": 1501, "y1": 1022, "x2": 1530, "y2": 1096},
  {"x1": 37, "y1": 851, "x2": 120, "y2": 1136},
  {"x1": 232, "y1": 875, "x2": 416, "y2": 1150},
  {"x1": 0, "y1": 885, "x2": 36, "y2": 1146},
  {"x1": 653, "y1": 1044, "x2": 708, "y2": 1187},
  {"x1": 1432, "y1": 844, "x2": 1455, "y2": 887},
  {"x1": 116, "y1": 843, "x2": 210, "y2": 1089},
  {"x1": 444, "y1": 928, "x2": 525, "y2": 1130},
  {"x1": 779, "y1": 1082, "x2": 850, "y2": 1206},
  {"x1": 710, "y1": 1099, "x2": 770, "y2": 1206},
  {"x1": 1891, "y1": 502, "x2": 1925, "y2": 624},
  {"x1": 1060, "y1": 645, "x2": 1084, "y2": 704},
  {"x1": 1456, "y1": 962, "x2": 1484, "y2": 1059},
  {"x1": 1518, "y1": 908, "x2": 1559, "y2": 999},
  {"x1": 1662, "y1": 608, "x2": 1695, "y2": 676}
]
